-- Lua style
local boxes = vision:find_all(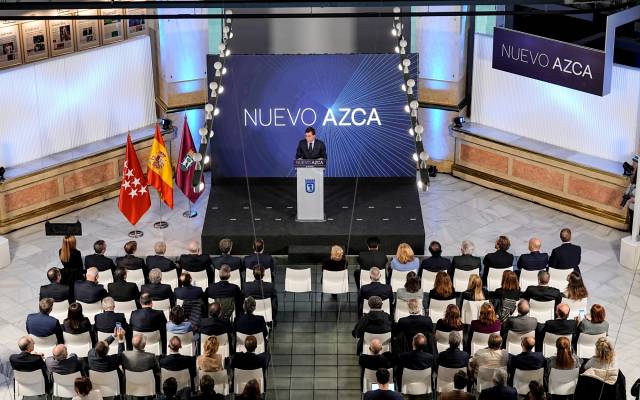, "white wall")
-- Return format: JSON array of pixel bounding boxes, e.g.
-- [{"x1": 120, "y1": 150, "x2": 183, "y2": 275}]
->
[
  {"x1": 471, "y1": 33, "x2": 640, "y2": 163},
  {"x1": 0, "y1": 36, "x2": 156, "y2": 167}
]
